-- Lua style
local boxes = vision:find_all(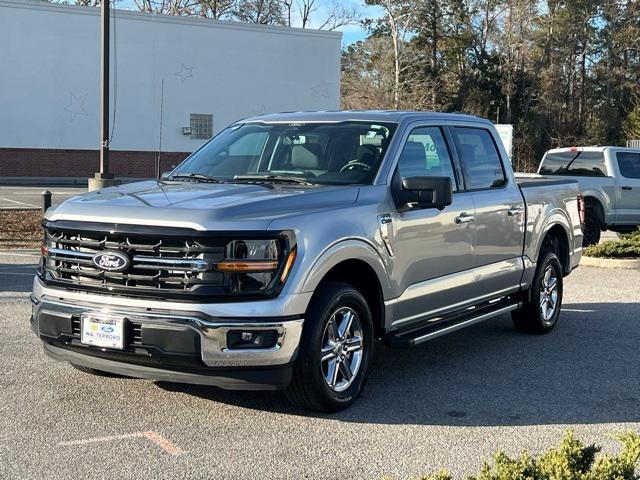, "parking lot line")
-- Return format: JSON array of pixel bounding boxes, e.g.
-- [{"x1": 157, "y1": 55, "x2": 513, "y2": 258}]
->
[
  {"x1": 0, "y1": 197, "x2": 38, "y2": 207},
  {"x1": 59, "y1": 431, "x2": 184, "y2": 455}
]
